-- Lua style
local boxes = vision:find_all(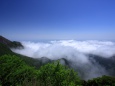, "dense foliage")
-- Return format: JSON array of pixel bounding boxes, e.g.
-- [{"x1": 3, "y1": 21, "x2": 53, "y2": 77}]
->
[
  {"x1": 0, "y1": 55, "x2": 38, "y2": 86},
  {"x1": 86, "y1": 75, "x2": 115, "y2": 86},
  {"x1": 0, "y1": 55, "x2": 81, "y2": 86},
  {"x1": 37, "y1": 62, "x2": 81, "y2": 86}
]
